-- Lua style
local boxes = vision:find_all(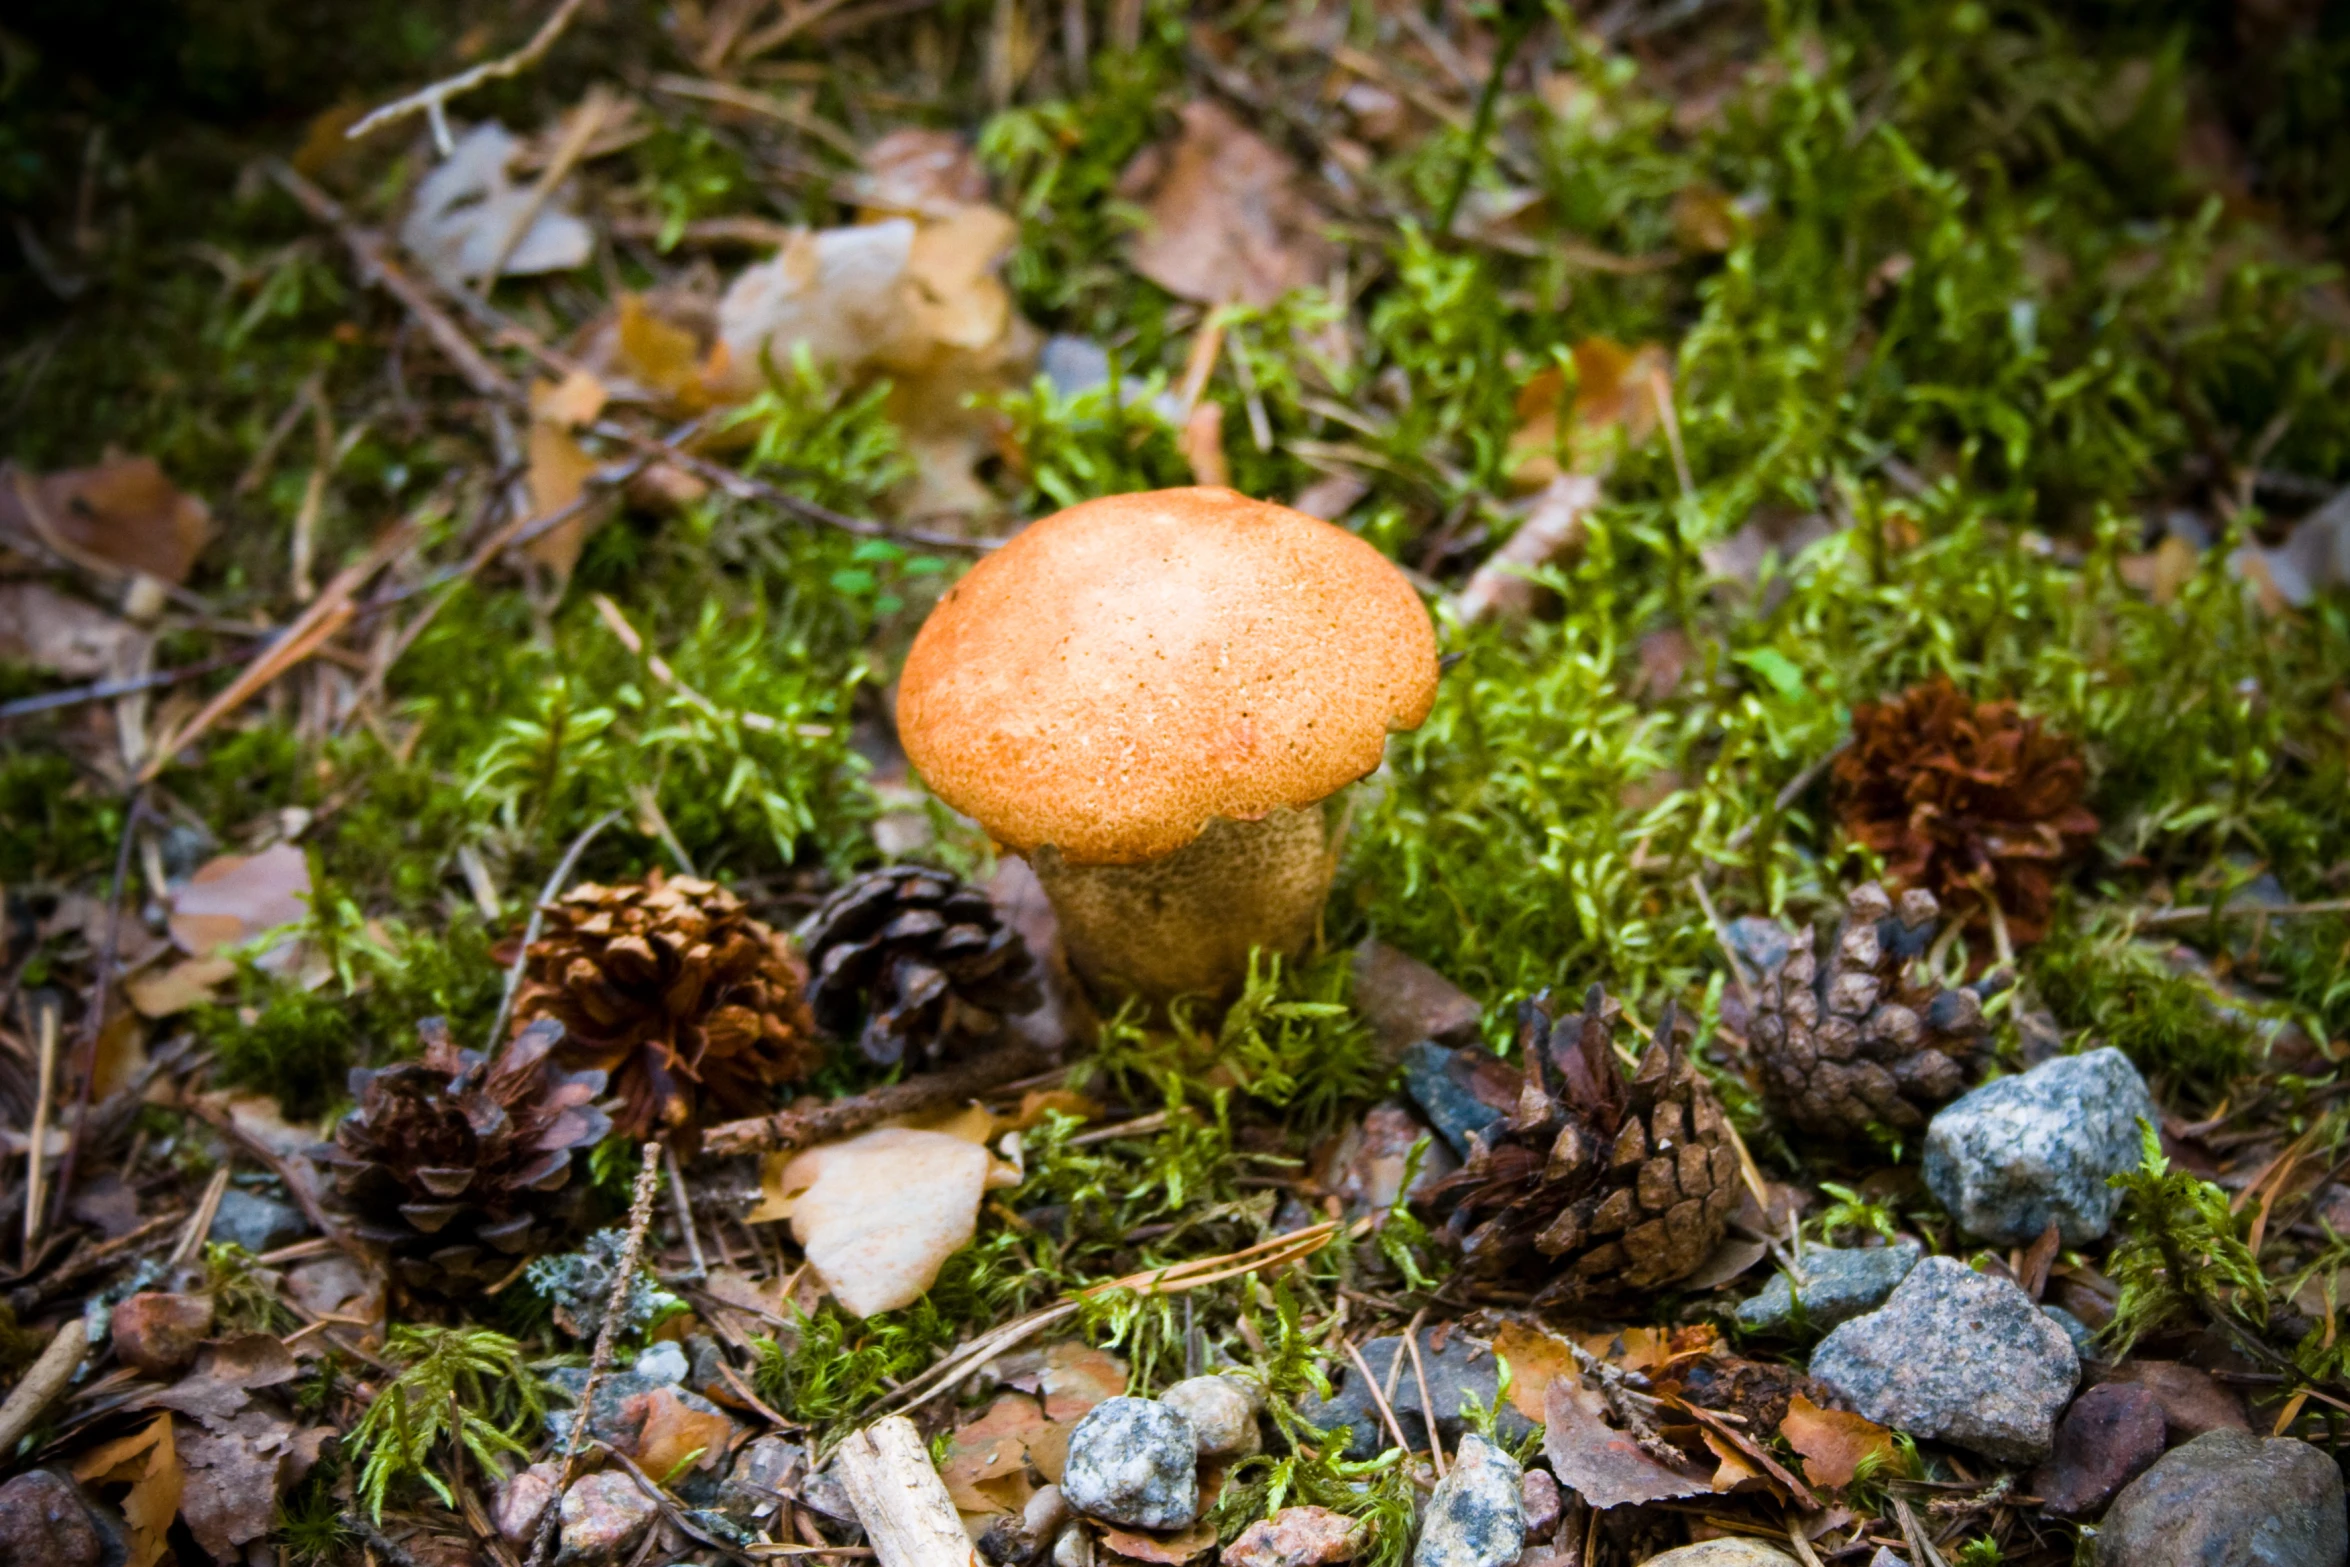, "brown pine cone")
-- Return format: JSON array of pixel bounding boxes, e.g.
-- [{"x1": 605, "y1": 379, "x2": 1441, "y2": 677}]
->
[
  {"x1": 319, "y1": 1018, "x2": 610, "y2": 1299},
  {"x1": 1750, "y1": 882, "x2": 1991, "y2": 1138},
  {"x1": 801, "y1": 865, "x2": 1040, "y2": 1068},
  {"x1": 512, "y1": 871, "x2": 820, "y2": 1141},
  {"x1": 1833, "y1": 675, "x2": 2097, "y2": 942},
  {"x1": 1423, "y1": 987, "x2": 1744, "y2": 1304}
]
